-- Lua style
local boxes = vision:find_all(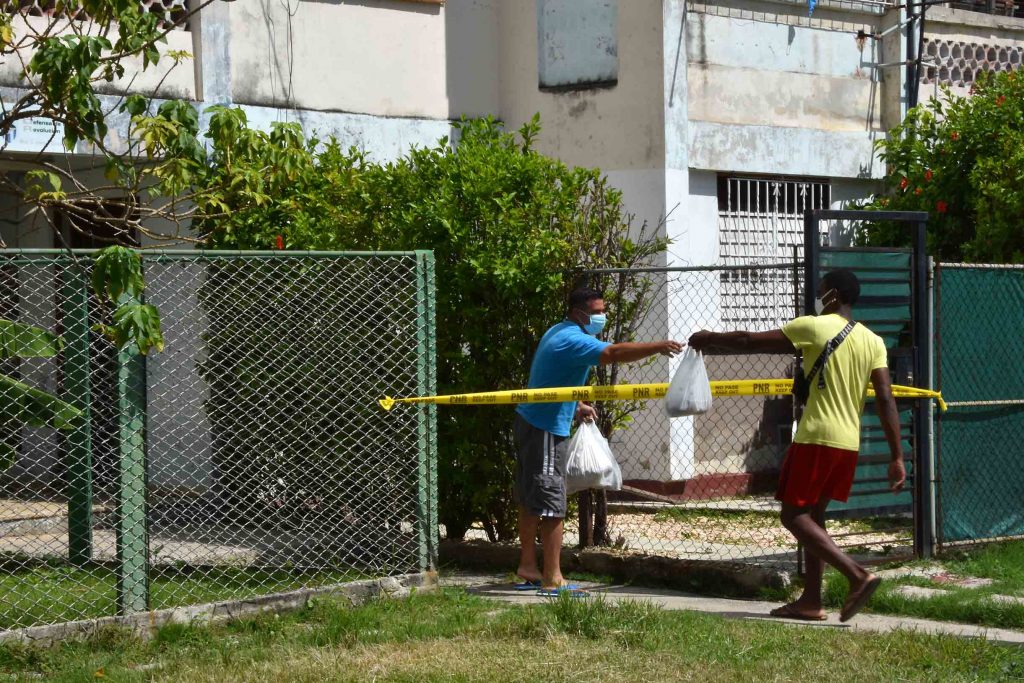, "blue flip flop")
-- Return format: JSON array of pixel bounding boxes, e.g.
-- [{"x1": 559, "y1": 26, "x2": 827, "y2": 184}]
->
[
  {"x1": 537, "y1": 584, "x2": 590, "y2": 598},
  {"x1": 513, "y1": 580, "x2": 541, "y2": 591}
]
